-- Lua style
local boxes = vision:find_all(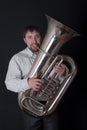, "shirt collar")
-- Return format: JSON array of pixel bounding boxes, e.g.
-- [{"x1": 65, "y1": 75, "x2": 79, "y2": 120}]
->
[{"x1": 26, "y1": 47, "x2": 37, "y2": 58}]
